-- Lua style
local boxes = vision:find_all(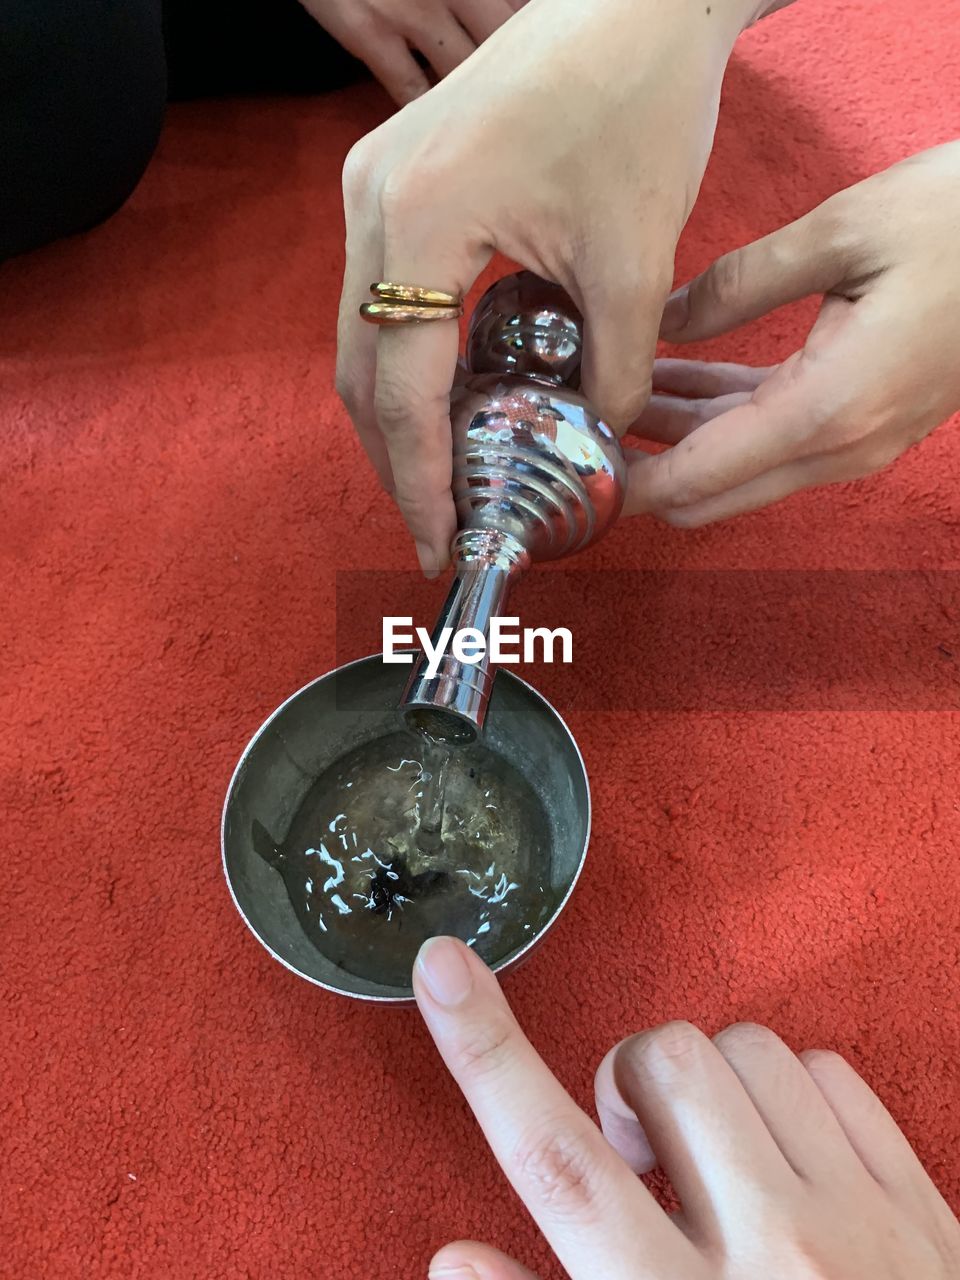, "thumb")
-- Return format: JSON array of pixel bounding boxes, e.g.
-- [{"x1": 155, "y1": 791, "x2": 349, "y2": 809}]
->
[
  {"x1": 429, "y1": 1240, "x2": 542, "y2": 1280},
  {"x1": 577, "y1": 258, "x2": 675, "y2": 435},
  {"x1": 660, "y1": 196, "x2": 865, "y2": 343}
]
